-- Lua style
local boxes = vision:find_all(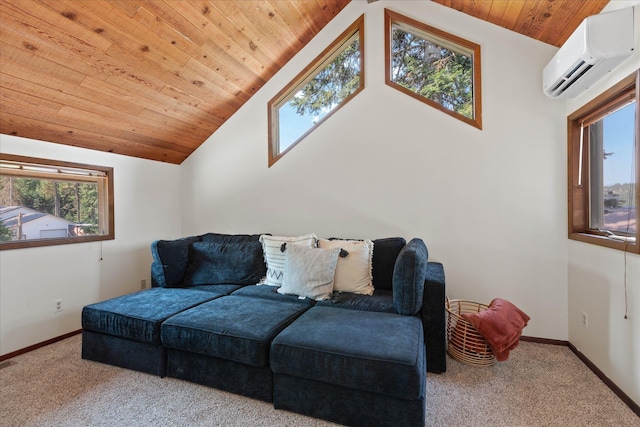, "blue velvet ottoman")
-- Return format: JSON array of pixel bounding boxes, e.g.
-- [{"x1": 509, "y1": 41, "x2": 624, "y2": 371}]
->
[
  {"x1": 161, "y1": 295, "x2": 310, "y2": 401},
  {"x1": 270, "y1": 306, "x2": 426, "y2": 427},
  {"x1": 82, "y1": 287, "x2": 227, "y2": 376}
]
